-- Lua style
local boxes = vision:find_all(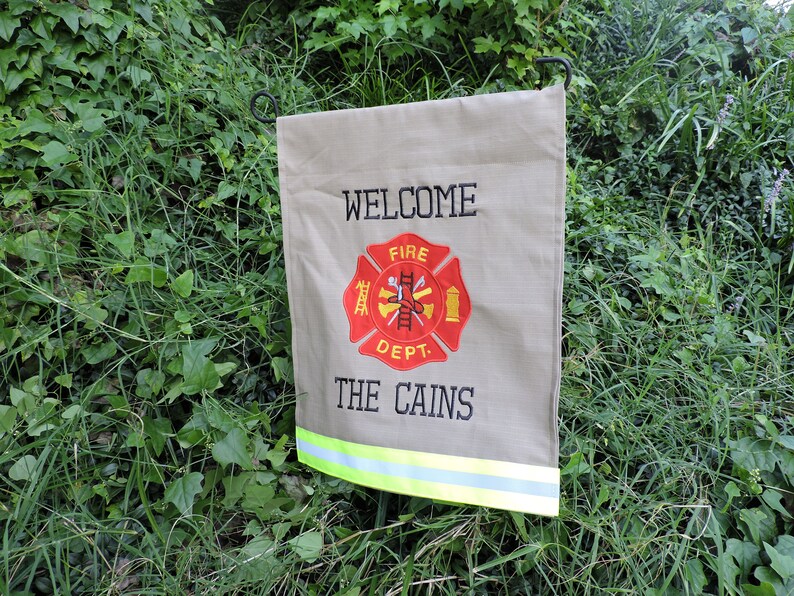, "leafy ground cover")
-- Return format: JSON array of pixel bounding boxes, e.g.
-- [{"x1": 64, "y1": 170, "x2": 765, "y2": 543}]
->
[{"x1": 1, "y1": 0, "x2": 792, "y2": 593}]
